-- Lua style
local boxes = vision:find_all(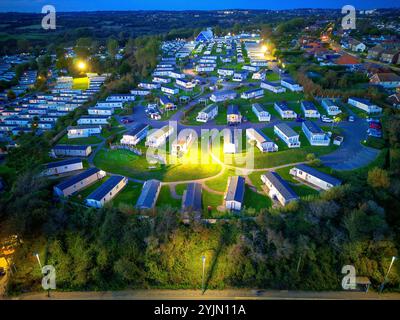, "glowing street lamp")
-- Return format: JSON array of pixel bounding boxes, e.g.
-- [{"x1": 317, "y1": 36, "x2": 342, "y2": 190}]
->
[
  {"x1": 77, "y1": 61, "x2": 87, "y2": 71},
  {"x1": 201, "y1": 255, "x2": 206, "y2": 294},
  {"x1": 379, "y1": 256, "x2": 397, "y2": 293},
  {"x1": 34, "y1": 252, "x2": 42, "y2": 269}
]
